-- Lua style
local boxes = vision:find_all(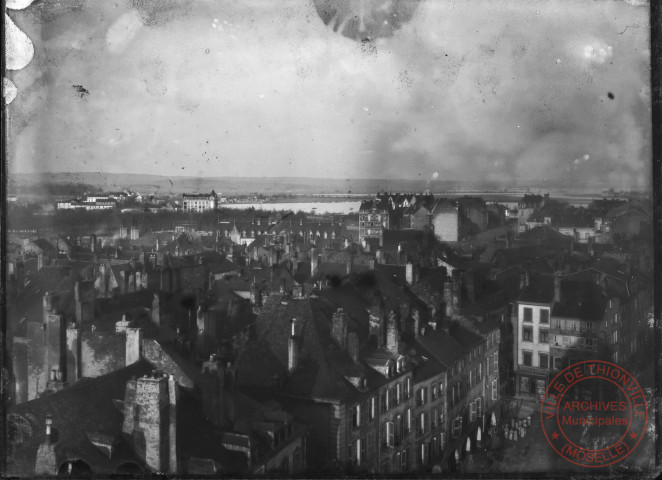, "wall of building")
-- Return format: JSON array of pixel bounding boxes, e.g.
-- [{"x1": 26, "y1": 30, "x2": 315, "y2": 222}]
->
[
  {"x1": 516, "y1": 302, "x2": 552, "y2": 400},
  {"x1": 431, "y1": 212, "x2": 458, "y2": 242},
  {"x1": 81, "y1": 332, "x2": 126, "y2": 378}
]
